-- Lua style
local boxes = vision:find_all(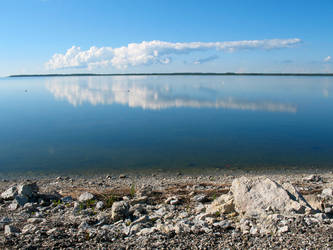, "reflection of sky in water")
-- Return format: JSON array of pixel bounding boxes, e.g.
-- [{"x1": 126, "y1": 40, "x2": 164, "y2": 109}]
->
[
  {"x1": 46, "y1": 76, "x2": 297, "y2": 113},
  {"x1": 0, "y1": 76, "x2": 333, "y2": 176}
]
